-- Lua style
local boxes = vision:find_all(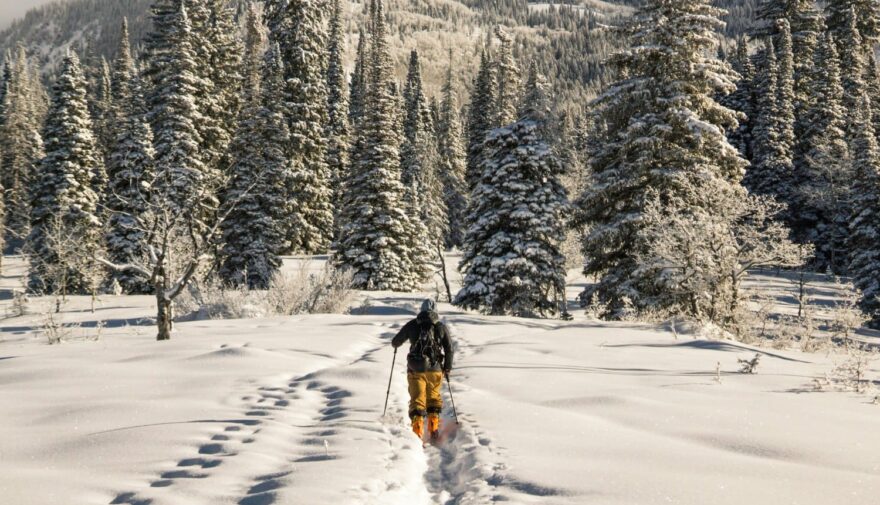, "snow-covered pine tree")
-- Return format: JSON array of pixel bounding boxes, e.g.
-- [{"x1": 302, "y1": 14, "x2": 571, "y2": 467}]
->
[
  {"x1": 219, "y1": 45, "x2": 289, "y2": 289},
  {"x1": 466, "y1": 50, "x2": 497, "y2": 190},
  {"x1": 335, "y1": 0, "x2": 419, "y2": 291},
  {"x1": 187, "y1": 0, "x2": 242, "y2": 183},
  {"x1": 400, "y1": 49, "x2": 444, "y2": 277},
  {"x1": 518, "y1": 61, "x2": 551, "y2": 131},
  {"x1": 724, "y1": 37, "x2": 754, "y2": 158},
  {"x1": 865, "y1": 55, "x2": 880, "y2": 142},
  {"x1": 838, "y1": 7, "x2": 869, "y2": 132},
  {"x1": 348, "y1": 27, "x2": 367, "y2": 128},
  {"x1": 800, "y1": 32, "x2": 852, "y2": 274},
  {"x1": 265, "y1": 0, "x2": 334, "y2": 254},
  {"x1": 110, "y1": 19, "x2": 135, "y2": 104},
  {"x1": 28, "y1": 52, "x2": 103, "y2": 295},
  {"x1": 241, "y1": 3, "x2": 265, "y2": 95},
  {"x1": 745, "y1": 37, "x2": 795, "y2": 203},
  {"x1": 0, "y1": 46, "x2": 44, "y2": 248},
  {"x1": 455, "y1": 65, "x2": 567, "y2": 317},
  {"x1": 145, "y1": 1, "x2": 210, "y2": 215},
  {"x1": 437, "y1": 55, "x2": 468, "y2": 249},
  {"x1": 105, "y1": 22, "x2": 155, "y2": 294},
  {"x1": 847, "y1": 92, "x2": 880, "y2": 328},
  {"x1": 326, "y1": 0, "x2": 350, "y2": 208},
  {"x1": 493, "y1": 26, "x2": 521, "y2": 127},
  {"x1": 826, "y1": 0, "x2": 880, "y2": 47},
  {"x1": 575, "y1": 0, "x2": 752, "y2": 321}
]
